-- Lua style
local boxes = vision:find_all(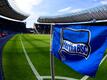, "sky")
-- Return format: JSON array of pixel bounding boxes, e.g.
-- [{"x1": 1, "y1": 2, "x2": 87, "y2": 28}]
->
[{"x1": 14, "y1": 0, "x2": 107, "y2": 28}]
